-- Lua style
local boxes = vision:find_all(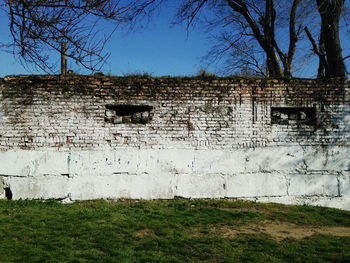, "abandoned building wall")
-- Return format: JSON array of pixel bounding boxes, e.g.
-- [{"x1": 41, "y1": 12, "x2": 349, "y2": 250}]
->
[{"x1": 0, "y1": 75, "x2": 349, "y2": 210}]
